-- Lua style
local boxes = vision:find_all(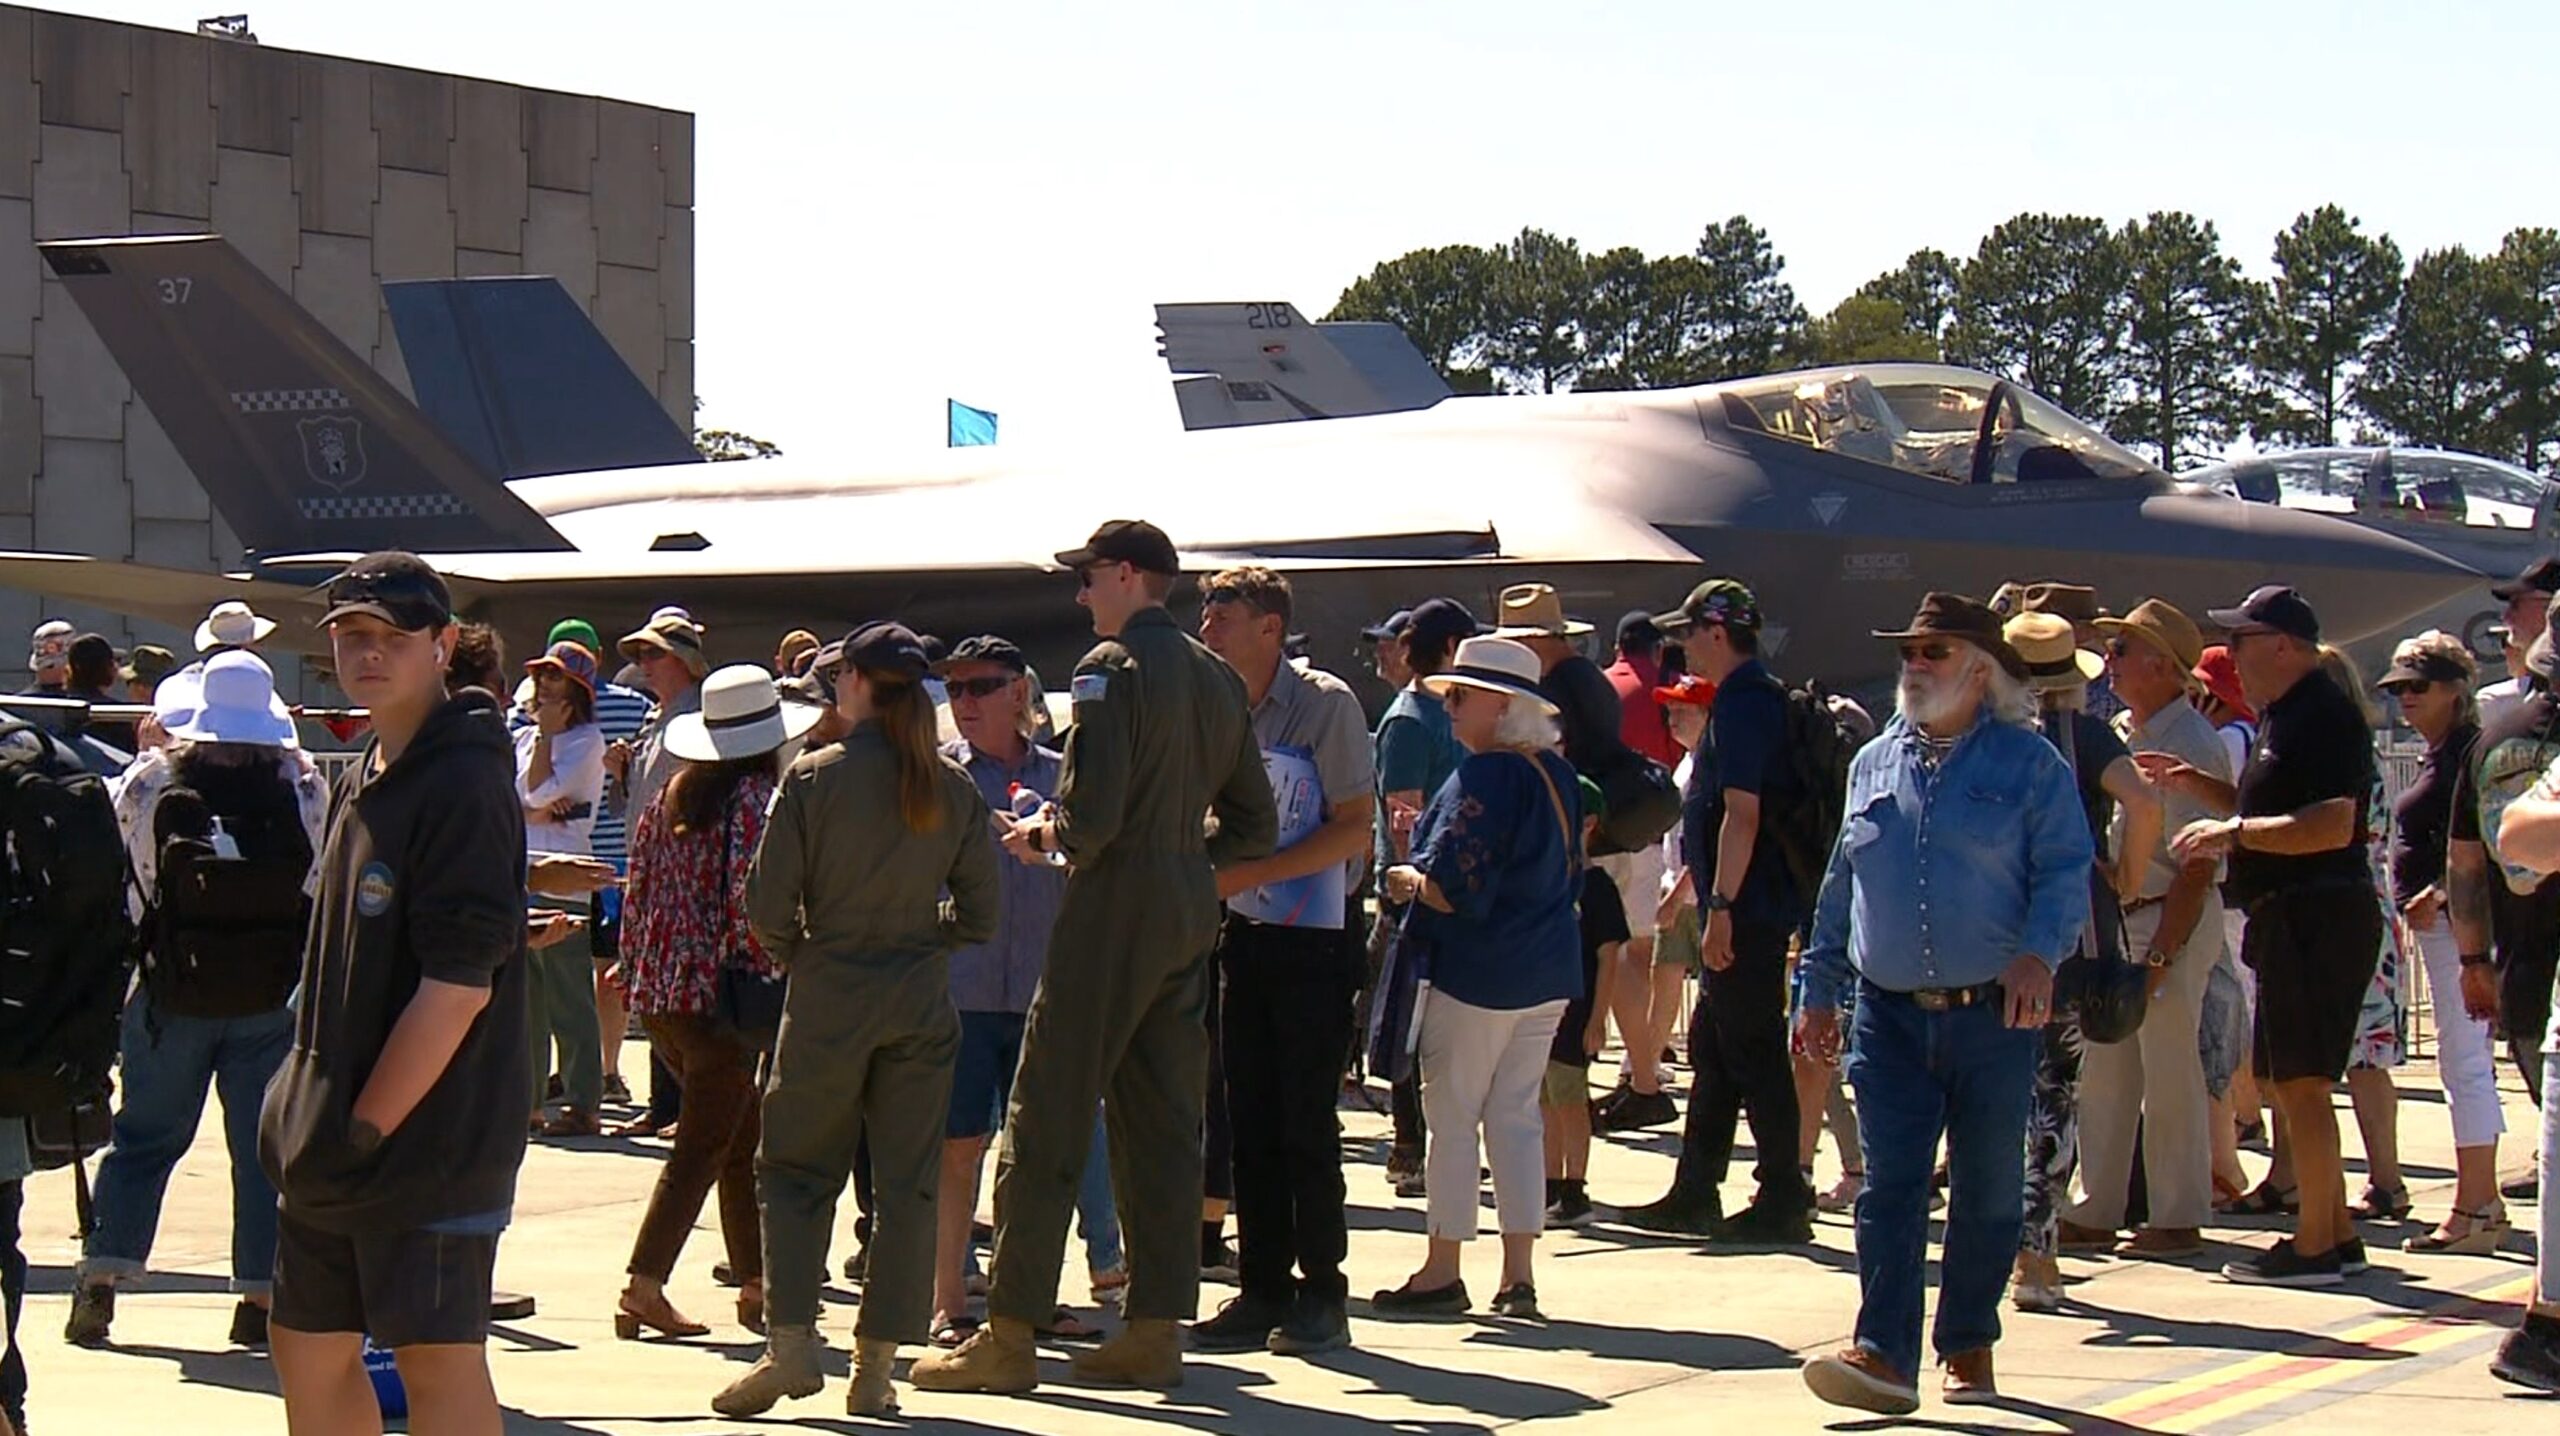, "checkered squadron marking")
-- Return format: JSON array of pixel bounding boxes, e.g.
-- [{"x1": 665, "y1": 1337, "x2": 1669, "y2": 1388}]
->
[
  {"x1": 231, "y1": 388, "x2": 348, "y2": 413},
  {"x1": 299, "y1": 494, "x2": 469, "y2": 521}
]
